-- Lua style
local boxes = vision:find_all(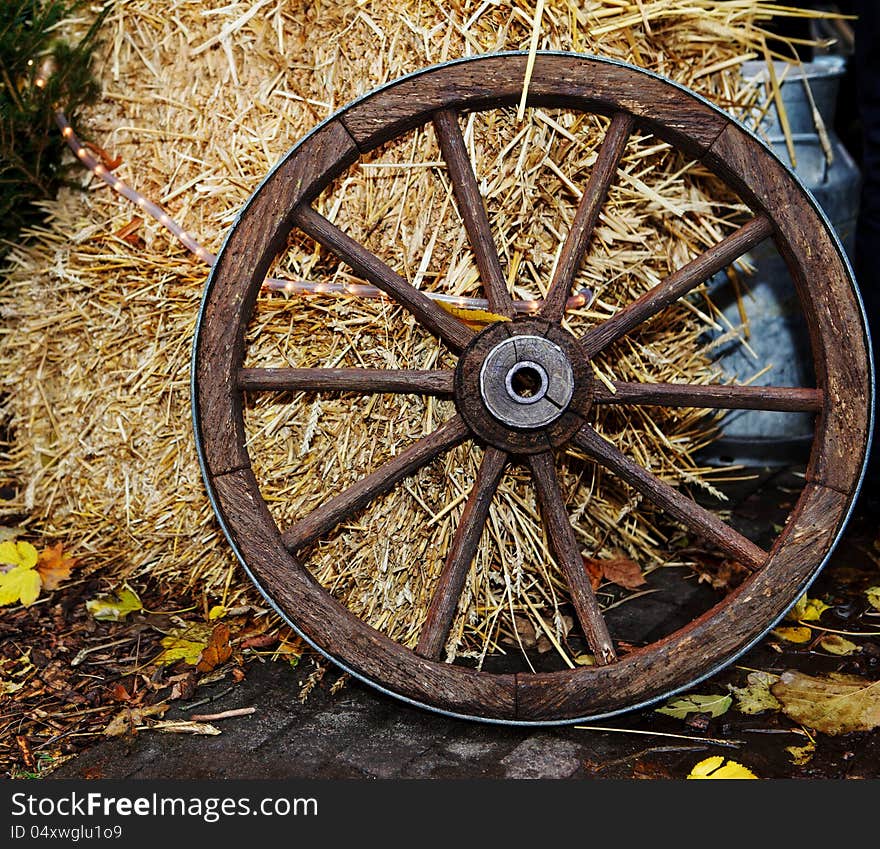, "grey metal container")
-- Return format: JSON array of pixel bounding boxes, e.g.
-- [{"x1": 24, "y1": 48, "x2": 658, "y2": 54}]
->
[{"x1": 703, "y1": 56, "x2": 860, "y2": 466}]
